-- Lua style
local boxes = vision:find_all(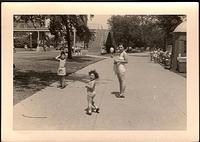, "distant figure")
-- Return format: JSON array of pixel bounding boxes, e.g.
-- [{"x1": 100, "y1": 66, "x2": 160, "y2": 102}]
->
[
  {"x1": 74, "y1": 46, "x2": 82, "y2": 55},
  {"x1": 150, "y1": 50, "x2": 154, "y2": 61},
  {"x1": 110, "y1": 47, "x2": 114, "y2": 58},
  {"x1": 85, "y1": 70, "x2": 100, "y2": 115},
  {"x1": 128, "y1": 47, "x2": 132, "y2": 52},
  {"x1": 153, "y1": 49, "x2": 158, "y2": 63},
  {"x1": 72, "y1": 46, "x2": 75, "y2": 53},
  {"x1": 43, "y1": 45, "x2": 47, "y2": 52},
  {"x1": 13, "y1": 64, "x2": 16, "y2": 80},
  {"x1": 113, "y1": 45, "x2": 128, "y2": 98},
  {"x1": 55, "y1": 51, "x2": 67, "y2": 89},
  {"x1": 24, "y1": 44, "x2": 28, "y2": 51}
]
